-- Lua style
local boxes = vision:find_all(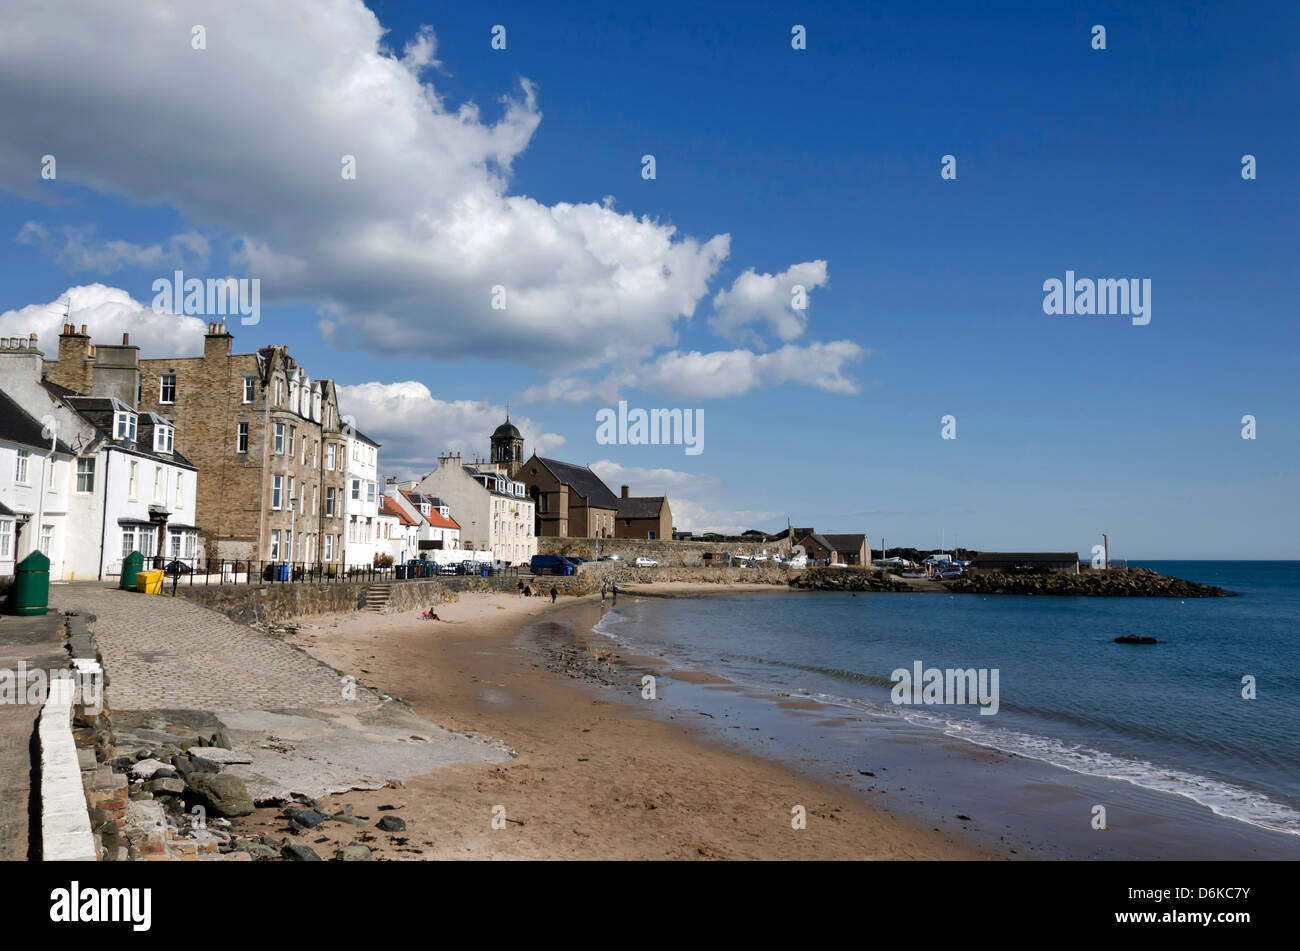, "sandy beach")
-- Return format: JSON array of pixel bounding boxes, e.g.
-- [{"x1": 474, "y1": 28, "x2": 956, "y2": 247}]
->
[{"x1": 241, "y1": 584, "x2": 991, "y2": 859}]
